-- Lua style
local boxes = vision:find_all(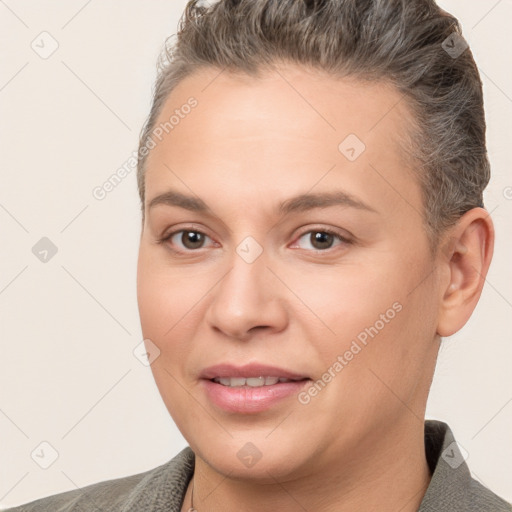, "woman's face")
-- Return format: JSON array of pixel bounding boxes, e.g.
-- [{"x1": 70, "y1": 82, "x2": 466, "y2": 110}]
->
[{"x1": 137, "y1": 65, "x2": 441, "y2": 480}]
